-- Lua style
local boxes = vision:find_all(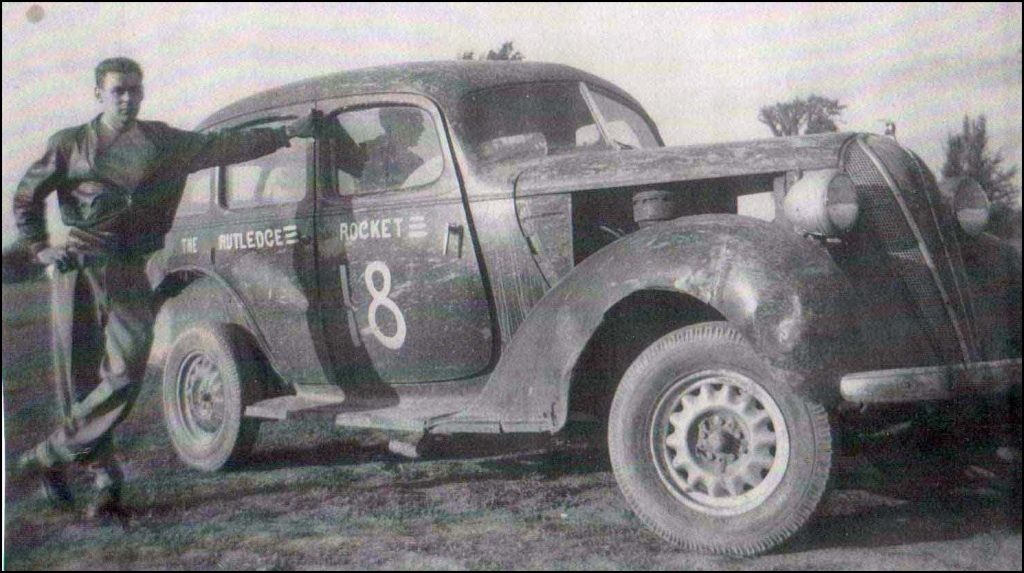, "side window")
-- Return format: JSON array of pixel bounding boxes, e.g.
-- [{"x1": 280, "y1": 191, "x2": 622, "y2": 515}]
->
[
  {"x1": 324, "y1": 106, "x2": 443, "y2": 196},
  {"x1": 177, "y1": 167, "x2": 213, "y2": 216},
  {"x1": 224, "y1": 124, "x2": 307, "y2": 208}
]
